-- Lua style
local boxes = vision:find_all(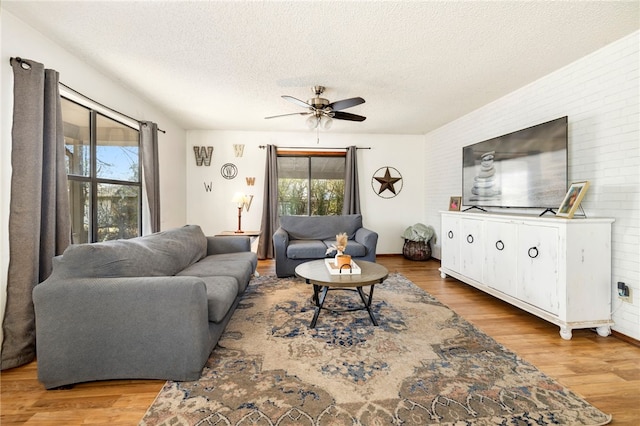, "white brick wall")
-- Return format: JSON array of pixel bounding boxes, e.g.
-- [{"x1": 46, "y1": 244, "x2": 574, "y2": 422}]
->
[{"x1": 425, "y1": 31, "x2": 640, "y2": 340}]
